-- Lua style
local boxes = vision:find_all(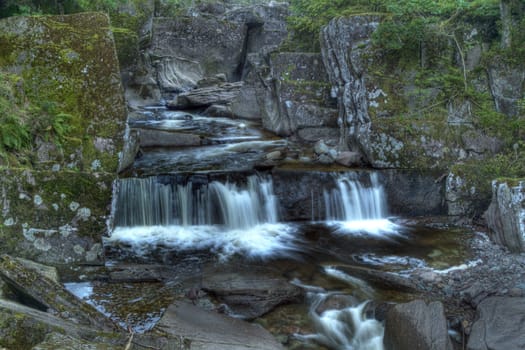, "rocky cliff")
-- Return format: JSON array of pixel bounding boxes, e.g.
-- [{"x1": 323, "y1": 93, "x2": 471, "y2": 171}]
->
[
  {"x1": 0, "y1": 13, "x2": 127, "y2": 264},
  {"x1": 118, "y1": 2, "x2": 524, "y2": 244}
]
